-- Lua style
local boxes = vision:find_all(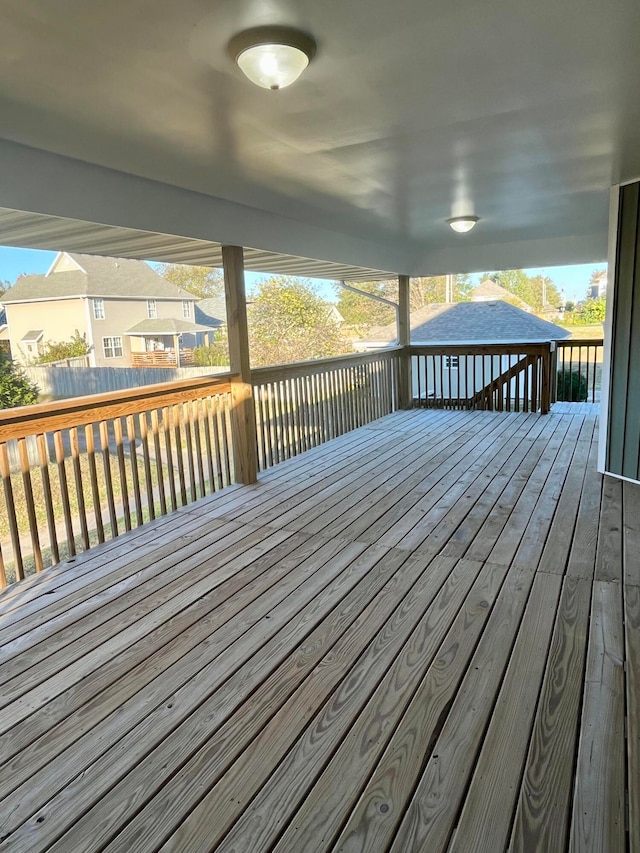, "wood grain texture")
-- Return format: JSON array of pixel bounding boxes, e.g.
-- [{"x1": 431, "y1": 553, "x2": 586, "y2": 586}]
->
[
  {"x1": 278, "y1": 560, "x2": 505, "y2": 853},
  {"x1": 625, "y1": 582, "x2": 640, "y2": 851},
  {"x1": 570, "y1": 581, "x2": 625, "y2": 852},
  {"x1": 511, "y1": 576, "x2": 592, "y2": 852},
  {"x1": 623, "y1": 479, "x2": 640, "y2": 587},
  {"x1": 0, "y1": 407, "x2": 622, "y2": 853},
  {"x1": 594, "y1": 476, "x2": 623, "y2": 583}
]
